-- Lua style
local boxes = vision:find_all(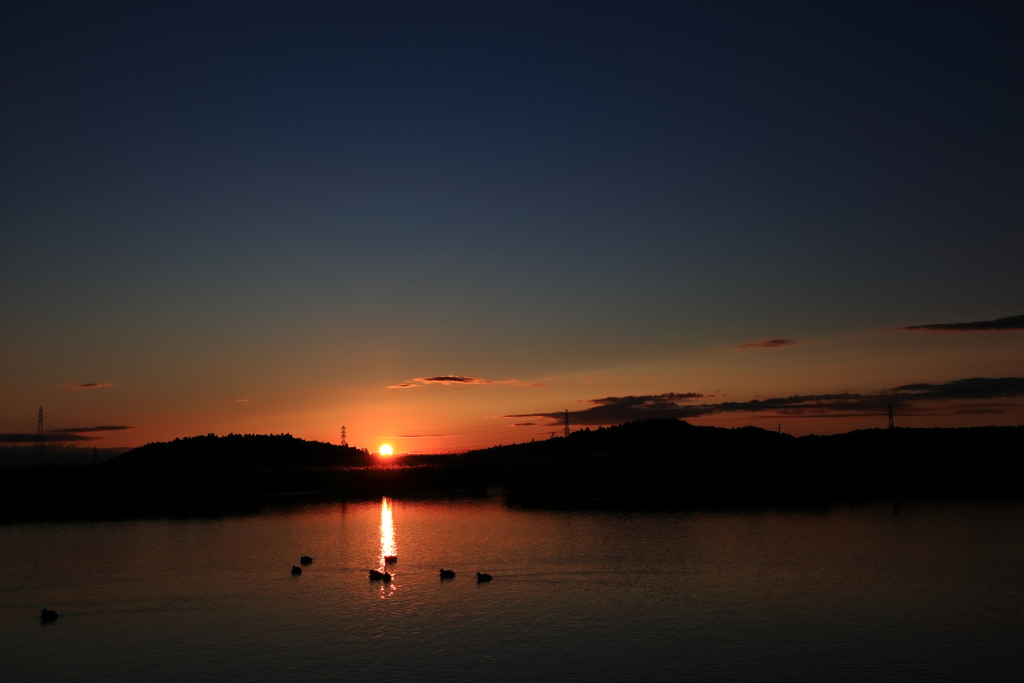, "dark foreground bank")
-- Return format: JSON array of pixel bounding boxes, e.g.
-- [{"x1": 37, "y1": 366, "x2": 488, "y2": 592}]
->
[{"x1": 1, "y1": 421, "x2": 1020, "y2": 520}]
